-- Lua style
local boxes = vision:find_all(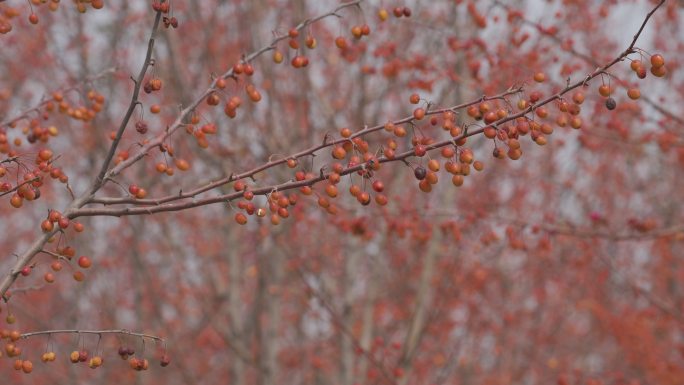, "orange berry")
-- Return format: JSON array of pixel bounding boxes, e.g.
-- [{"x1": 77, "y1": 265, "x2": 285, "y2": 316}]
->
[
  {"x1": 428, "y1": 159, "x2": 440, "y2": 172},
  {"x1": 650, "y1": 54, "x2": 665, "y2": 68},
  {"x1": 175, "y1": 159, "x2": 190, "y2": 171},
  {"x1": 332, "y1": 146, "x2": 346, "y2": 159},
  {"x1": 351, "y1": 25, "x2": 363, "y2": 39},
  {"x1": 572, "y1": 91, "x2": 585, "y2": 105},
  {"x1": 651, "y1": 65, "x2": 666, "y2": 77},
  {"x1": 41, "y1": 219, "x2": 54, "y2": 232},
  {"x1": 73, "y1": 271, "x2": 85, "y2": 281},
  {"x1": 378, "y1": 8, "x2": 389, "y2": 21},
  {"x1": 335, "y1": 36, "x2": 347, "y2": 49},
  {"x1": 44, "y1": 272, "x2": 55, "y2": 283},
  {"x1": 627, "y1": 88, "x2": 640, "y2": 100},
  {"x1": 272, "y1": 50, "x2": 284, "y2": 63}
]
